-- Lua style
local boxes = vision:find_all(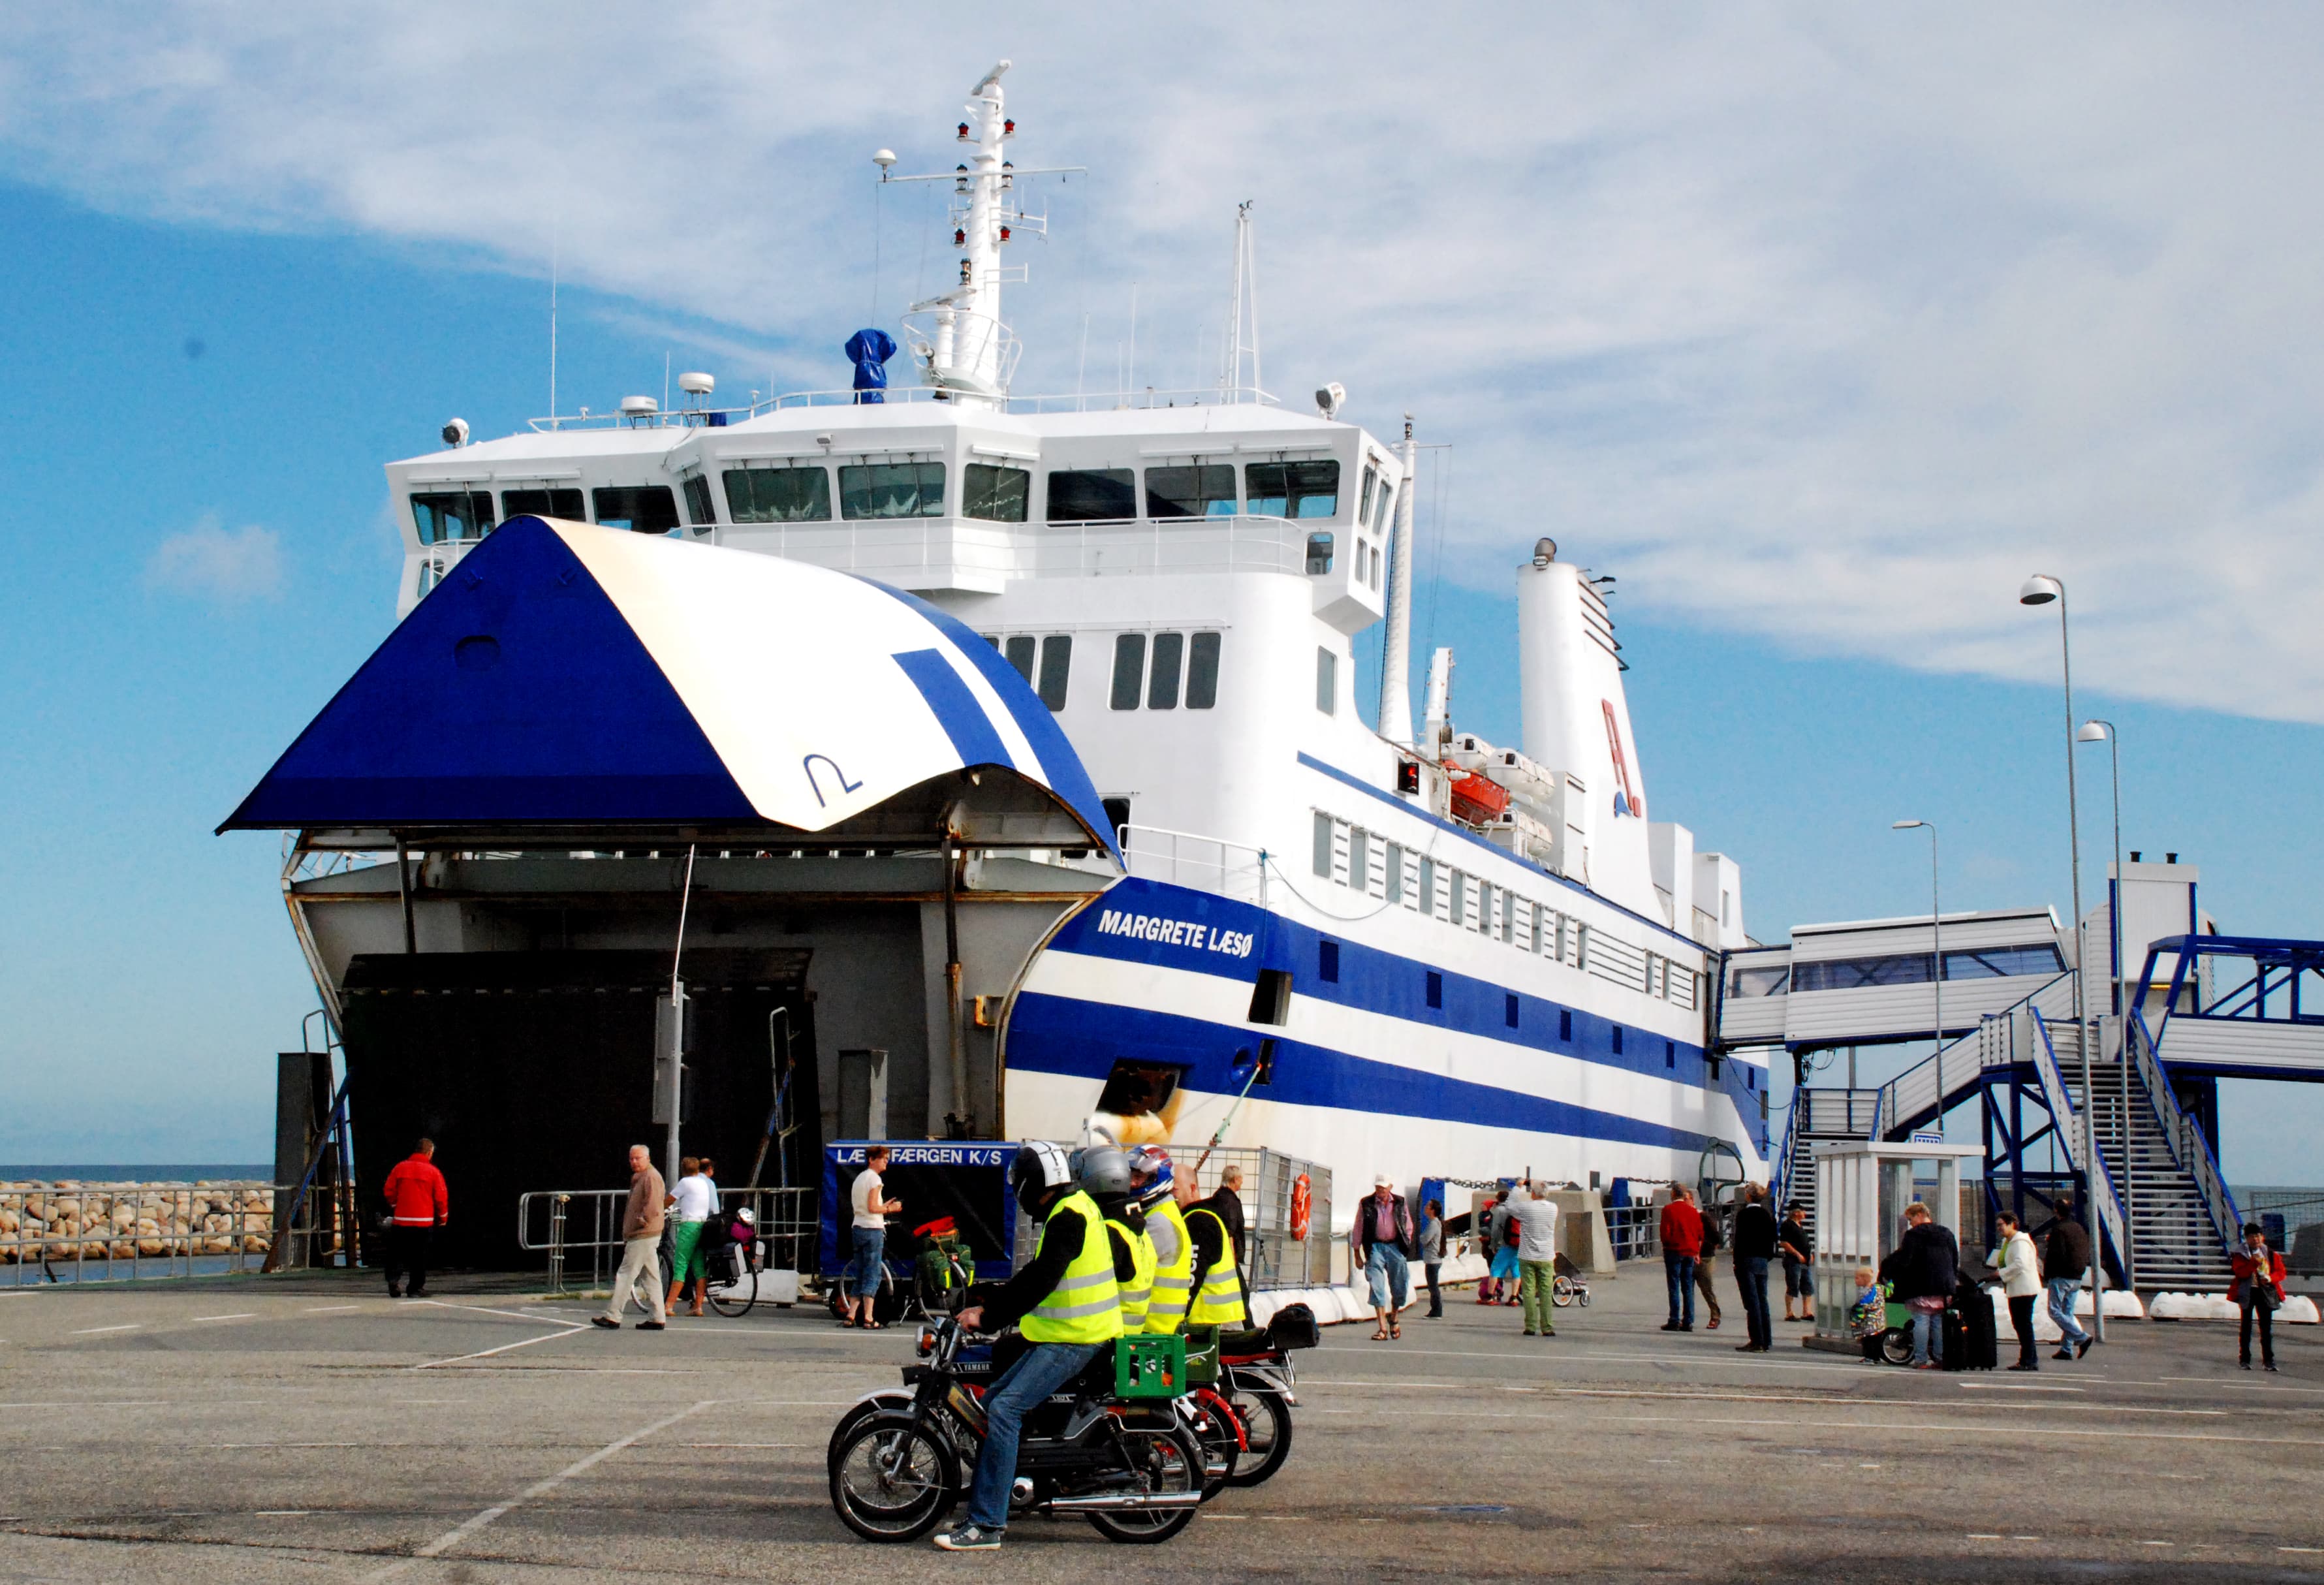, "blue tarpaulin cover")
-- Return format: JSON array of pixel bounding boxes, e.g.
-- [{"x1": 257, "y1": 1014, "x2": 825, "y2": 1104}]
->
[{"x1": 845, "y1": 328, "x2": 897, "y2": 404}]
